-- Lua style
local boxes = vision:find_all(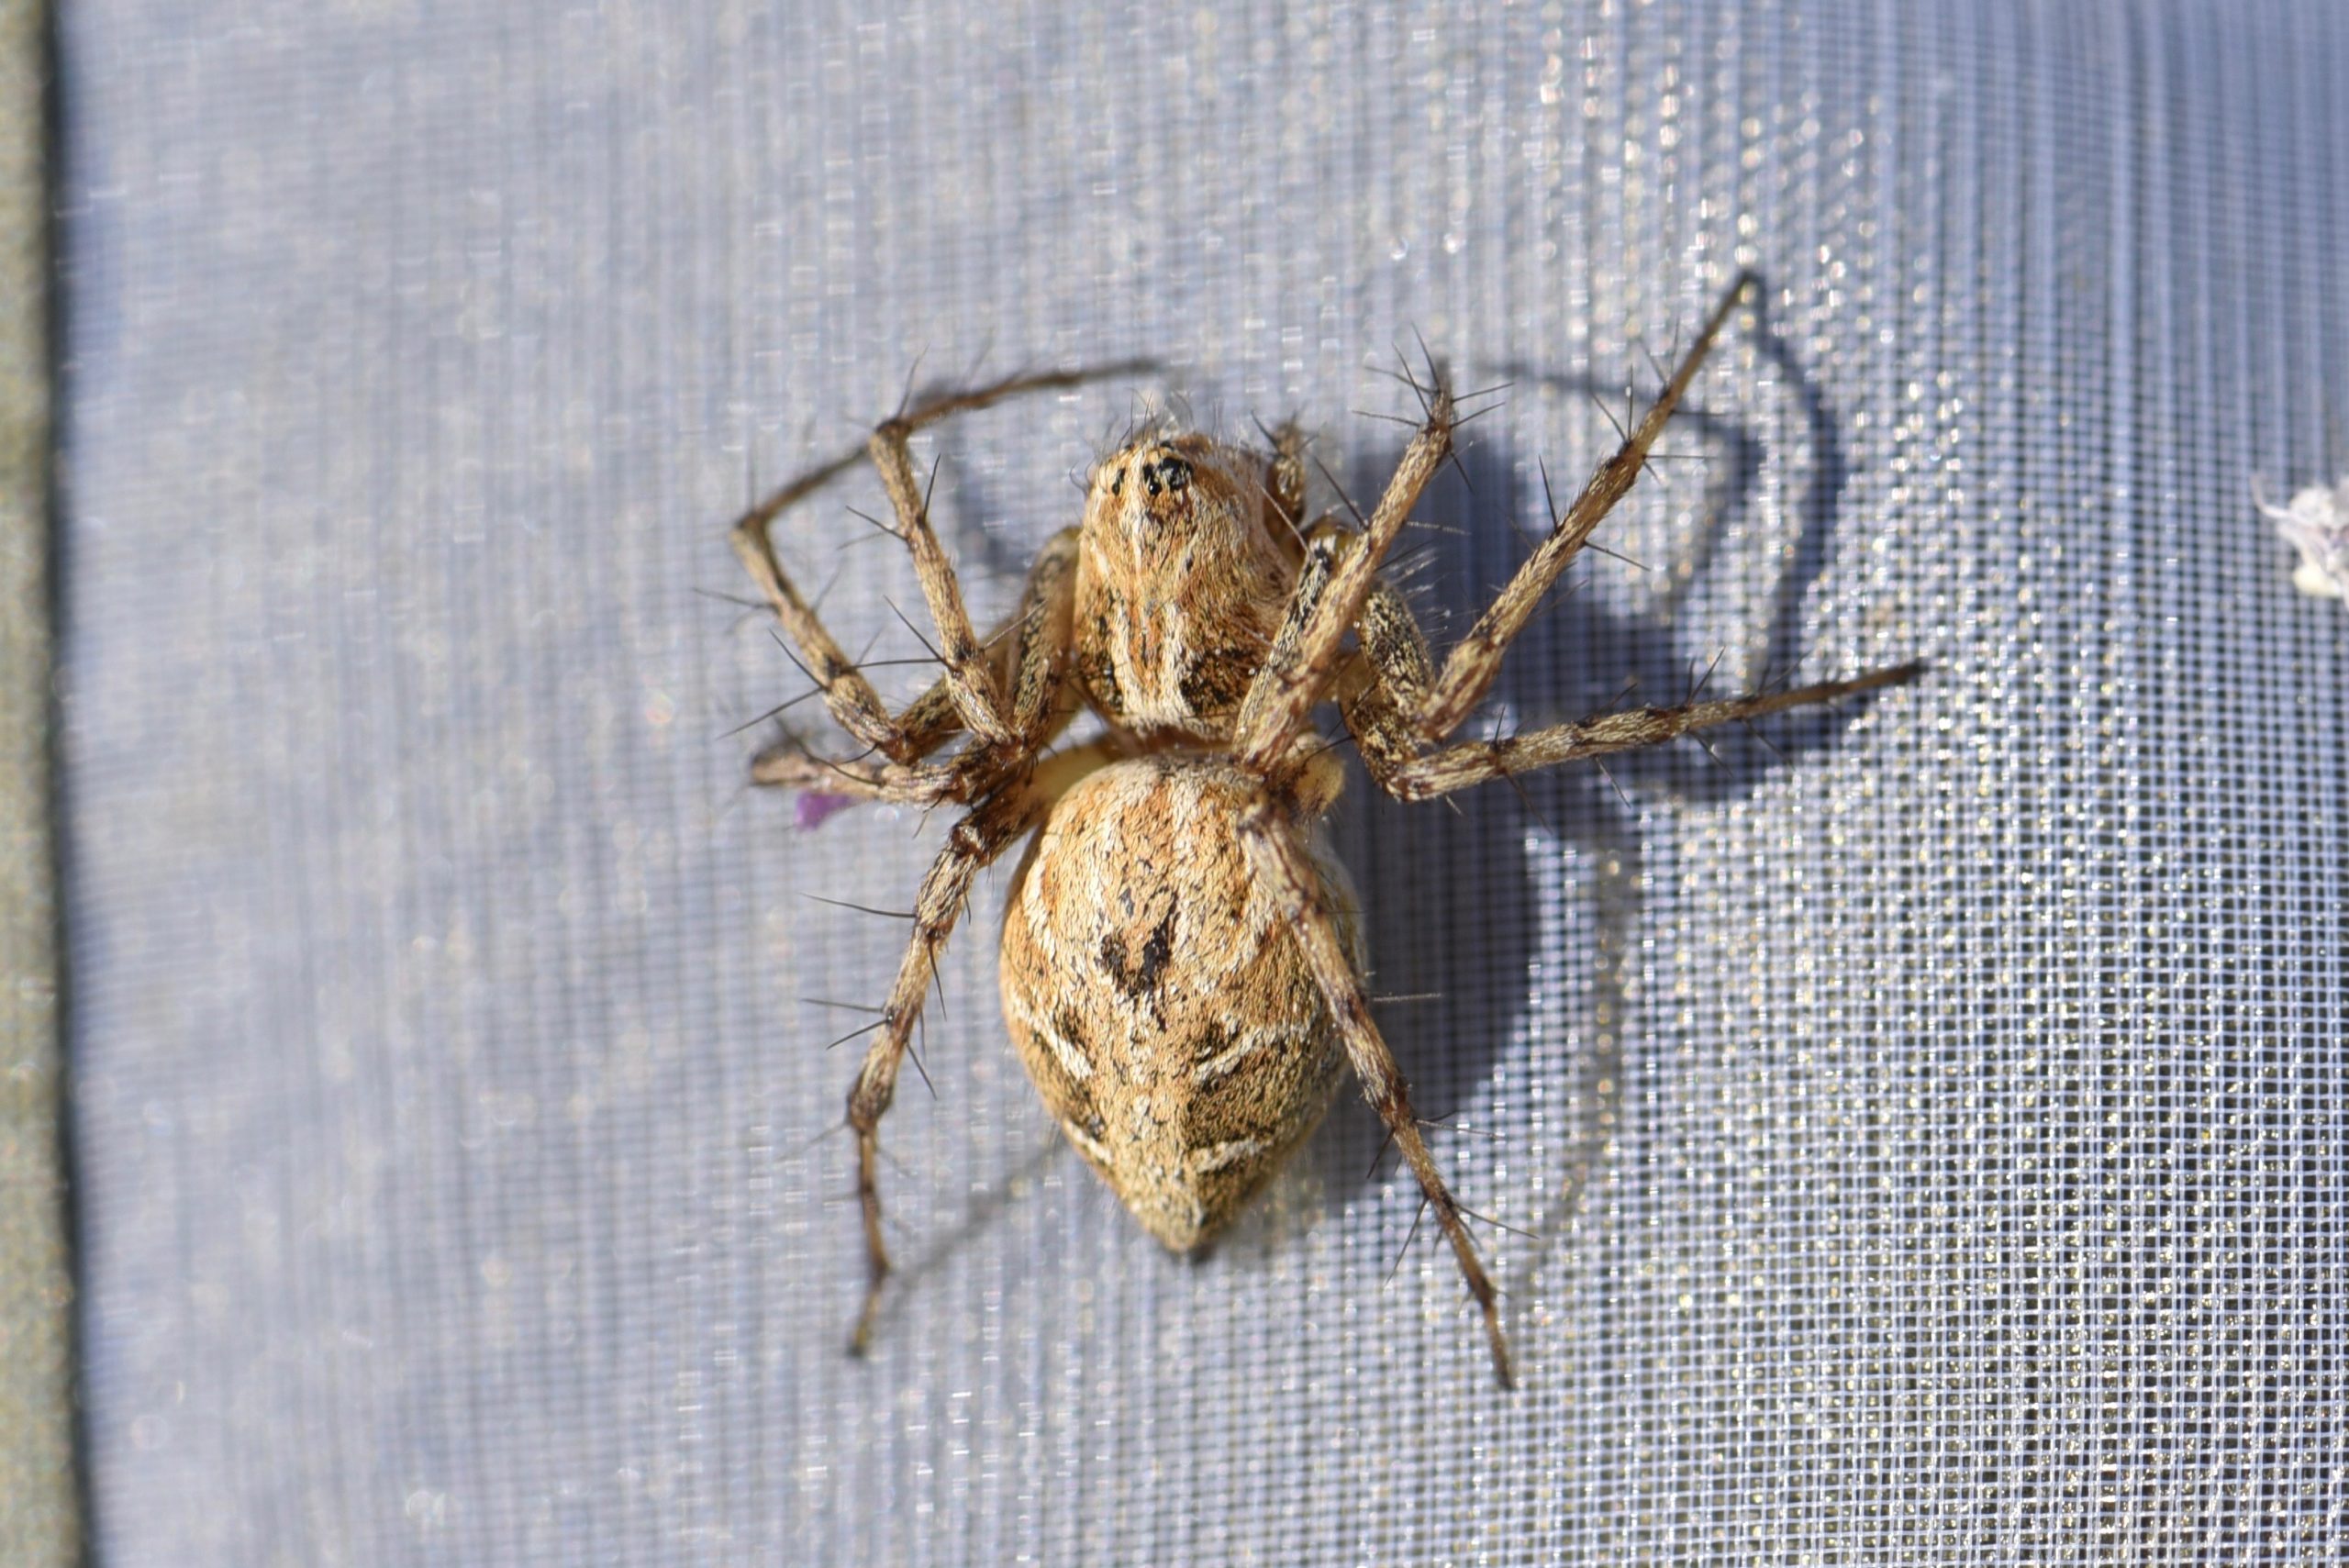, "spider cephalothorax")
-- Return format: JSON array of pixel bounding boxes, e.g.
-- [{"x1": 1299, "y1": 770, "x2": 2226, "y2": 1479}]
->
[
  {"x1": 1074, "y1": 433, "x2": 1302, "y2": 738},
  {"x1": 729, "y1": 275, "x2": 1920, "y2": 1386}
]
